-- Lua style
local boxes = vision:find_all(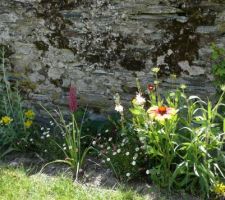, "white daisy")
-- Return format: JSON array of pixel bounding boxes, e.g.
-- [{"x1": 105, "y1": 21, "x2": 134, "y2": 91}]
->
[{"x1": 126, "y1": 173, "x2": 130, "y2": 177}]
